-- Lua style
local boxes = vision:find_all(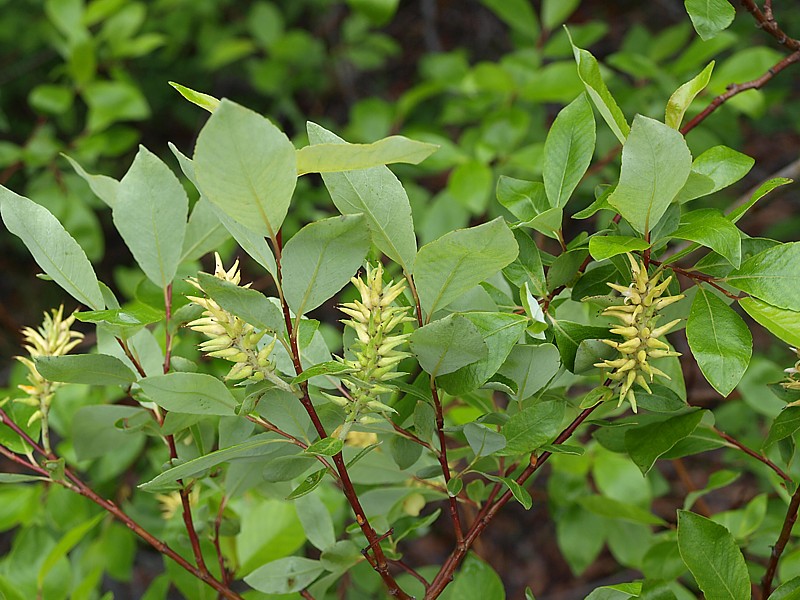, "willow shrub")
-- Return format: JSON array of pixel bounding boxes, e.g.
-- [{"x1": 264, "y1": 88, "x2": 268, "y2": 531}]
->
[{"x1": 1, "y1": 6, "x2": 800, "y2": 600}]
